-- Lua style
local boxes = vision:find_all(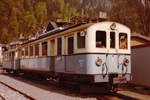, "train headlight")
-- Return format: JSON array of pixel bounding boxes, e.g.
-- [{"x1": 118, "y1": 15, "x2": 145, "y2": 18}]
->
[
  {"x1": 80, "y1": 31, "x2": 86, "y2": 37},
  {"x1": 110, "y1": 23, "x2": 116, "y2": 30},
  {"x1": 123, "y1": 58, "x2": 129, "y2": 67},
  {"x1": 96, "y1": 57, "x2": 102, "y2": 67}
]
